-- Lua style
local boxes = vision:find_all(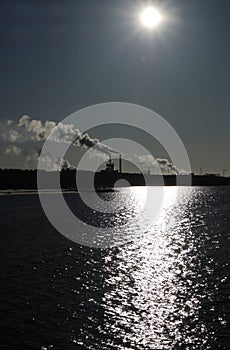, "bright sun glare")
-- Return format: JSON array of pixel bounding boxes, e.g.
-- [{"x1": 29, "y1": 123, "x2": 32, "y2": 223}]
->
[{"x1": 140, "y1": 6, "x2": 162, "y2": 29}]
